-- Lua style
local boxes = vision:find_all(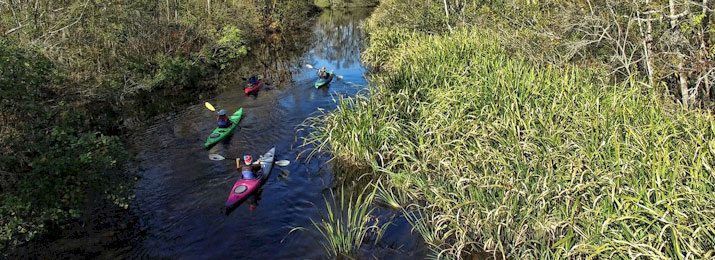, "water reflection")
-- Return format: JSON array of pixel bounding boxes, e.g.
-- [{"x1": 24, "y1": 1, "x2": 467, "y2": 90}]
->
[{"x1": 312, "y1": 8, "x2": 371, "y2": 69}]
